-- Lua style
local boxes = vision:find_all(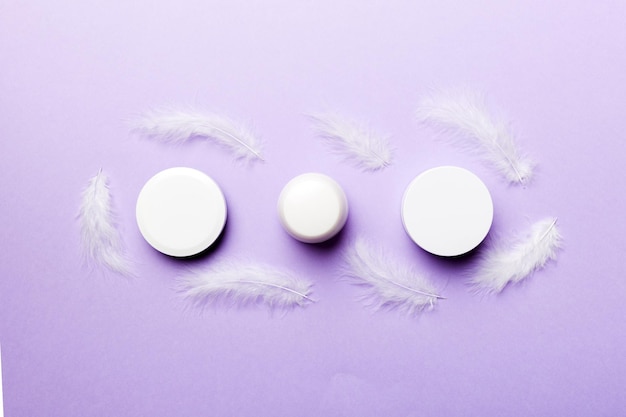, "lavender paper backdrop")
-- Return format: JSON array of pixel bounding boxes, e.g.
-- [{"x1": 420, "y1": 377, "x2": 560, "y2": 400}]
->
[{"x1": 1, "y1": 1, "x2": 625, "y2": 415}]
